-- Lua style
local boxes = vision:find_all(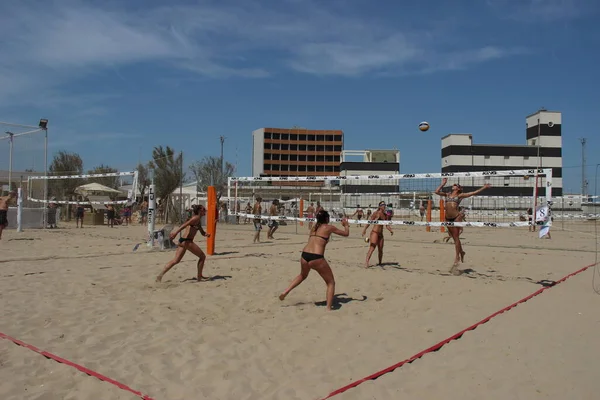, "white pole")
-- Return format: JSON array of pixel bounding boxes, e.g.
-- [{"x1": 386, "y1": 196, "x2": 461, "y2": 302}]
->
[
  {"x1": 147, "y1": 179, "x2": 156, "y2": 248},
  {"x1": 17, "y1": 187, "x2": 23, "y2": 232},
  {"x1": 8, "y1": 133, "x2": 13, "y2": 191},
  {"x1": 43, "y1": 129, "x2": 48, "y2": 229}
]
